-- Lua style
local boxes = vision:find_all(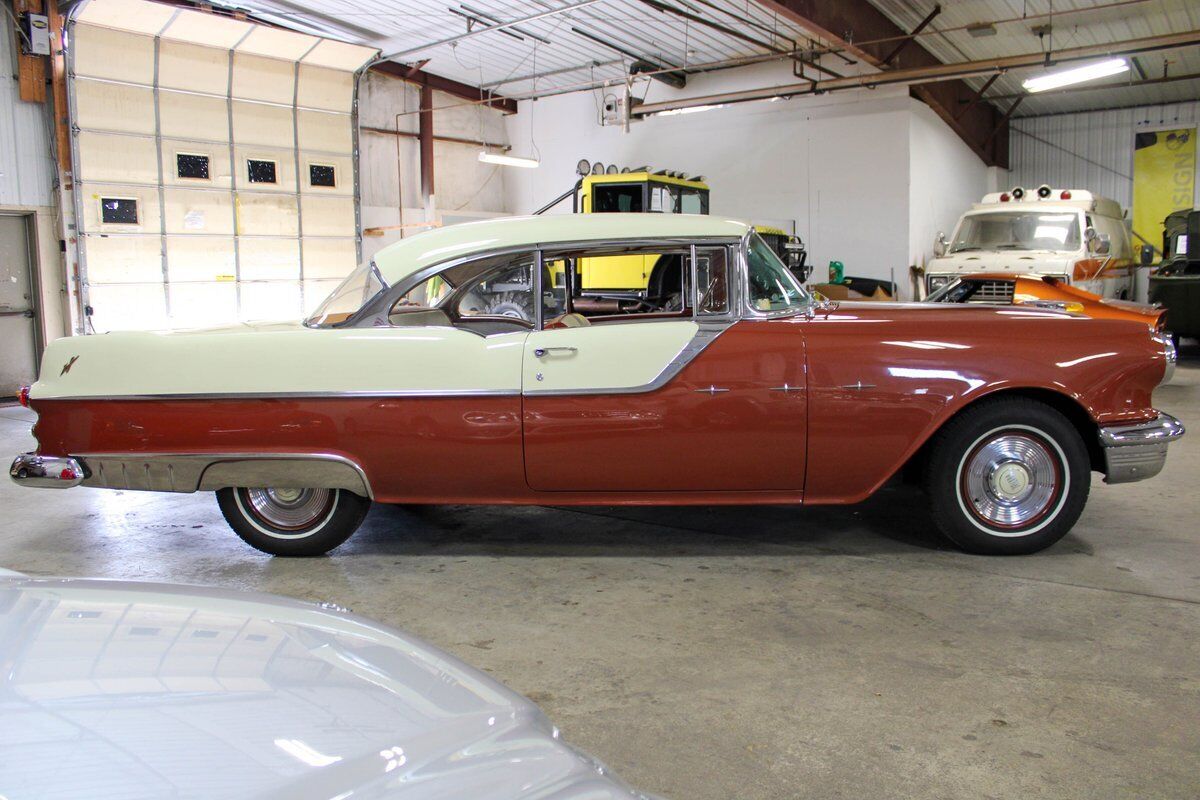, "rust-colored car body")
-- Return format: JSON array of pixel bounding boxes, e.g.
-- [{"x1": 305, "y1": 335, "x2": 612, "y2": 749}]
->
[{"x1": 28, "y1": 304, "x2": 1168, "y2": 507}]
